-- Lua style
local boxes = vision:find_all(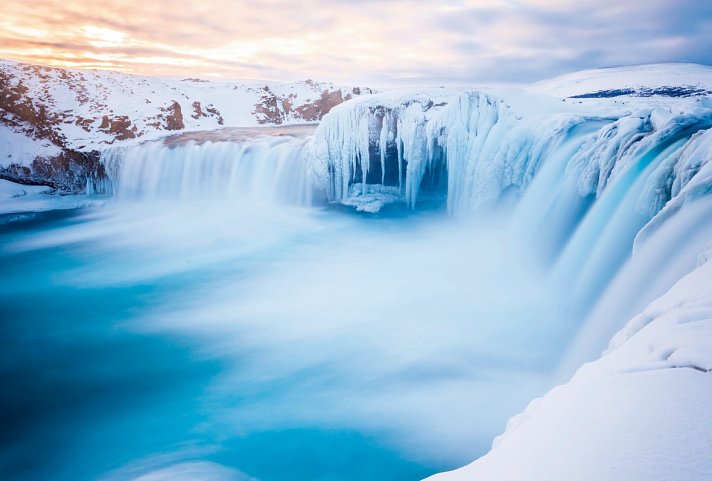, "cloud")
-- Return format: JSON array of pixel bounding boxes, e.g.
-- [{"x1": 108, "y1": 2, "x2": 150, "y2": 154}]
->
[{"x1": 0, "y1": 0, "x2": 710, "y2": 85}]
